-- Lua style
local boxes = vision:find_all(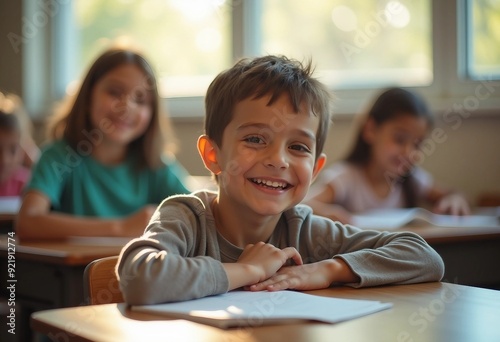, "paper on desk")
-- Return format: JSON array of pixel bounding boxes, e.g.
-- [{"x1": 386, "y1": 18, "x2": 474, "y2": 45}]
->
[
  {"x1": 351, "y1": 208, "x2": 500, "y2": 230},
  {"x1": 132, "y1": 290, "x2": 392, "y2": 329},
  {"x1": 0, "y1": 197, "x2": 21, "y2": 214}
]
